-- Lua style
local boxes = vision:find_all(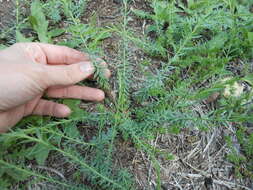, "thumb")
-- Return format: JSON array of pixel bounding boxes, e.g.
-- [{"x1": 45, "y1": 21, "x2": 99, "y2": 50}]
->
[{"x1": 42, "y1": 62, "x2": 95, "y2": 87}]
